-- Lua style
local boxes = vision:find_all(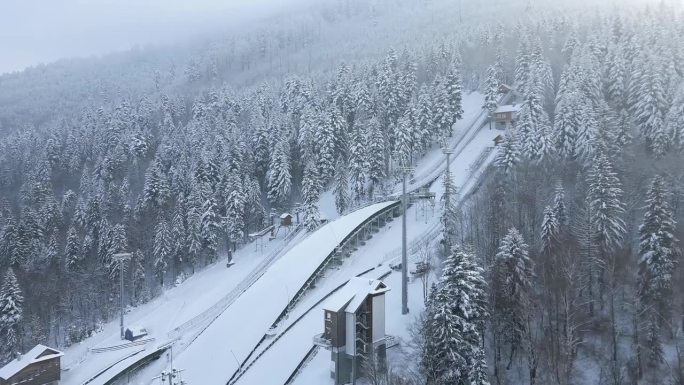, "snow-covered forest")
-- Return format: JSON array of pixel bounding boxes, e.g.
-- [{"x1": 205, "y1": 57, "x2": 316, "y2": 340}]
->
[{"x1": 0, "y1": 0, "x2": 683, "y2": 383}]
